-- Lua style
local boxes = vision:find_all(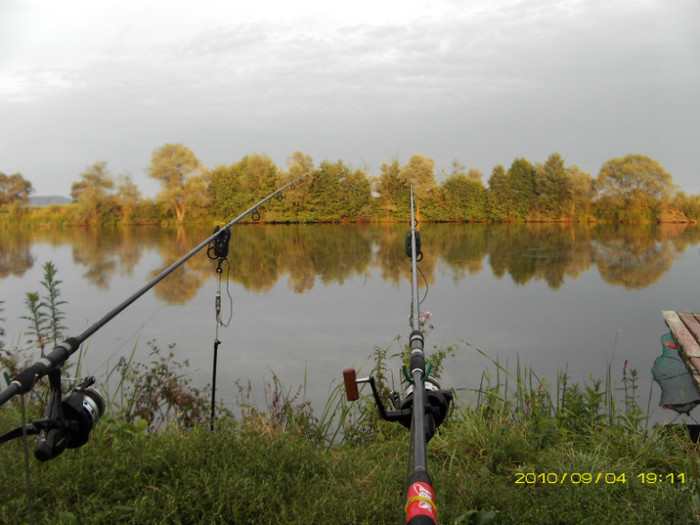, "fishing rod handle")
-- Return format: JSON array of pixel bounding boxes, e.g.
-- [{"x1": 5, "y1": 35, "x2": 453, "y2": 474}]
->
[
  {"x1": 406, "y1": 471, "x2": 438, "y2": 525},
  {"x1": 0, "y1": 338, "x2": 80, "y2": 406}
]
